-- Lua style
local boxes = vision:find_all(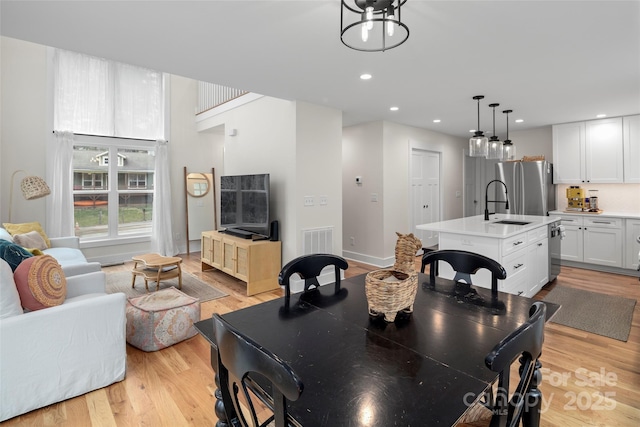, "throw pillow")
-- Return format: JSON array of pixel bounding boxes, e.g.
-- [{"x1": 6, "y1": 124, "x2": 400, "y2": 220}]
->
[
  {"x1": 13, "y1": 230, "x2": 48, "y2": 251},
  {"x1": 0, "y1": 239, "x2": 34, "y2": 272},
  {"x1": 14, "y1": 255, "x2": 66, "y2": 311},
  {"x1": 2, "y1": 222, "x2": 51, "y2": 248},
  {"x1": 0, "y1": 259, "x2": 23, "y2": 318}
]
